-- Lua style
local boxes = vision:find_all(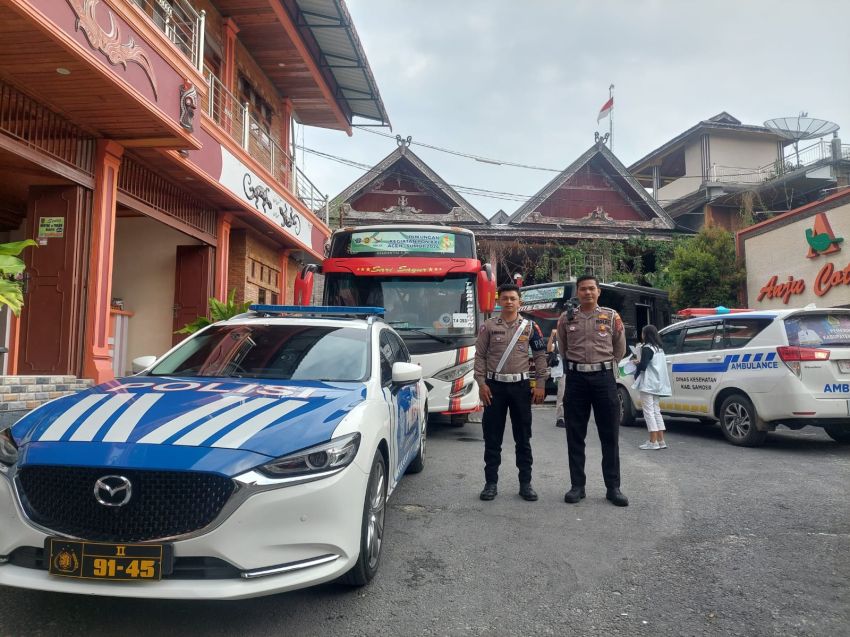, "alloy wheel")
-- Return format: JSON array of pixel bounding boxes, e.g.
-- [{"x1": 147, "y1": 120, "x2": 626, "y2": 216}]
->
[
  {"x1": 723, "y1": 402, "x2": 751, "y2": 440},
  {"x1": 365, "y1": 460, "x2": 386, "y2": 570}
]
